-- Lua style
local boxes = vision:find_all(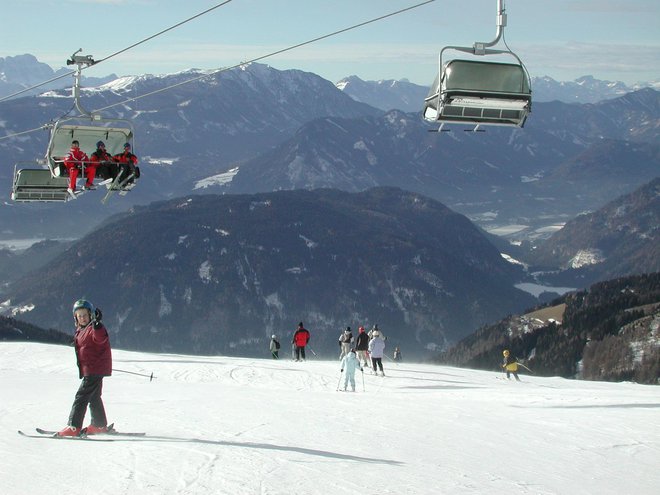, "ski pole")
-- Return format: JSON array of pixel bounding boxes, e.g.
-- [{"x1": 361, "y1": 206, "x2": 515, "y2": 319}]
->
[
  {"x1": 307, "y1": 346, "x2": 318, "y2": 357},
  {"x1": 361, "y1": 368, "x2": 365, "y2": 392},
  {"x1": 516, "y1": 362, "x2": 534, "y2": 374},
  {"x1": 112, "y1": 368, "x2": 155, "y2": 381},
  {"x1": 336, "y1": 370, "x2": 343, "y2": 391}
]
